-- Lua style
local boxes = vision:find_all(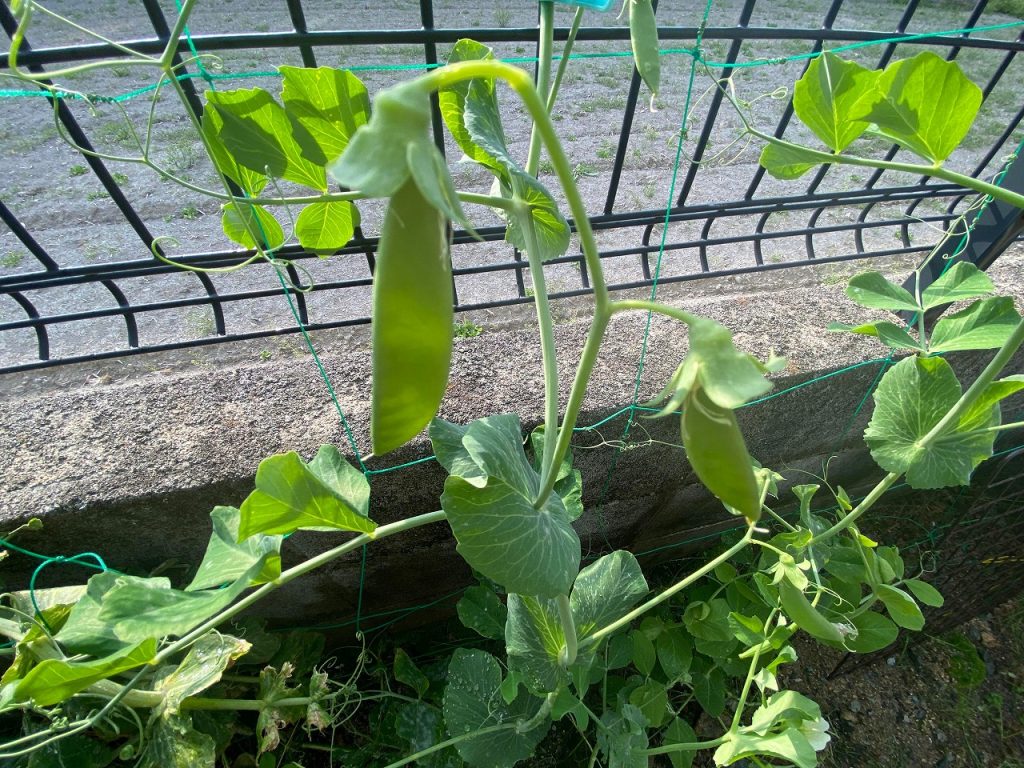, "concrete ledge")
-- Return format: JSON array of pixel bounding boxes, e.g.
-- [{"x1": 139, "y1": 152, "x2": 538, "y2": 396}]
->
[{"x1": 2, "y1": 251, "x2": 1022, "y2": 624}]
